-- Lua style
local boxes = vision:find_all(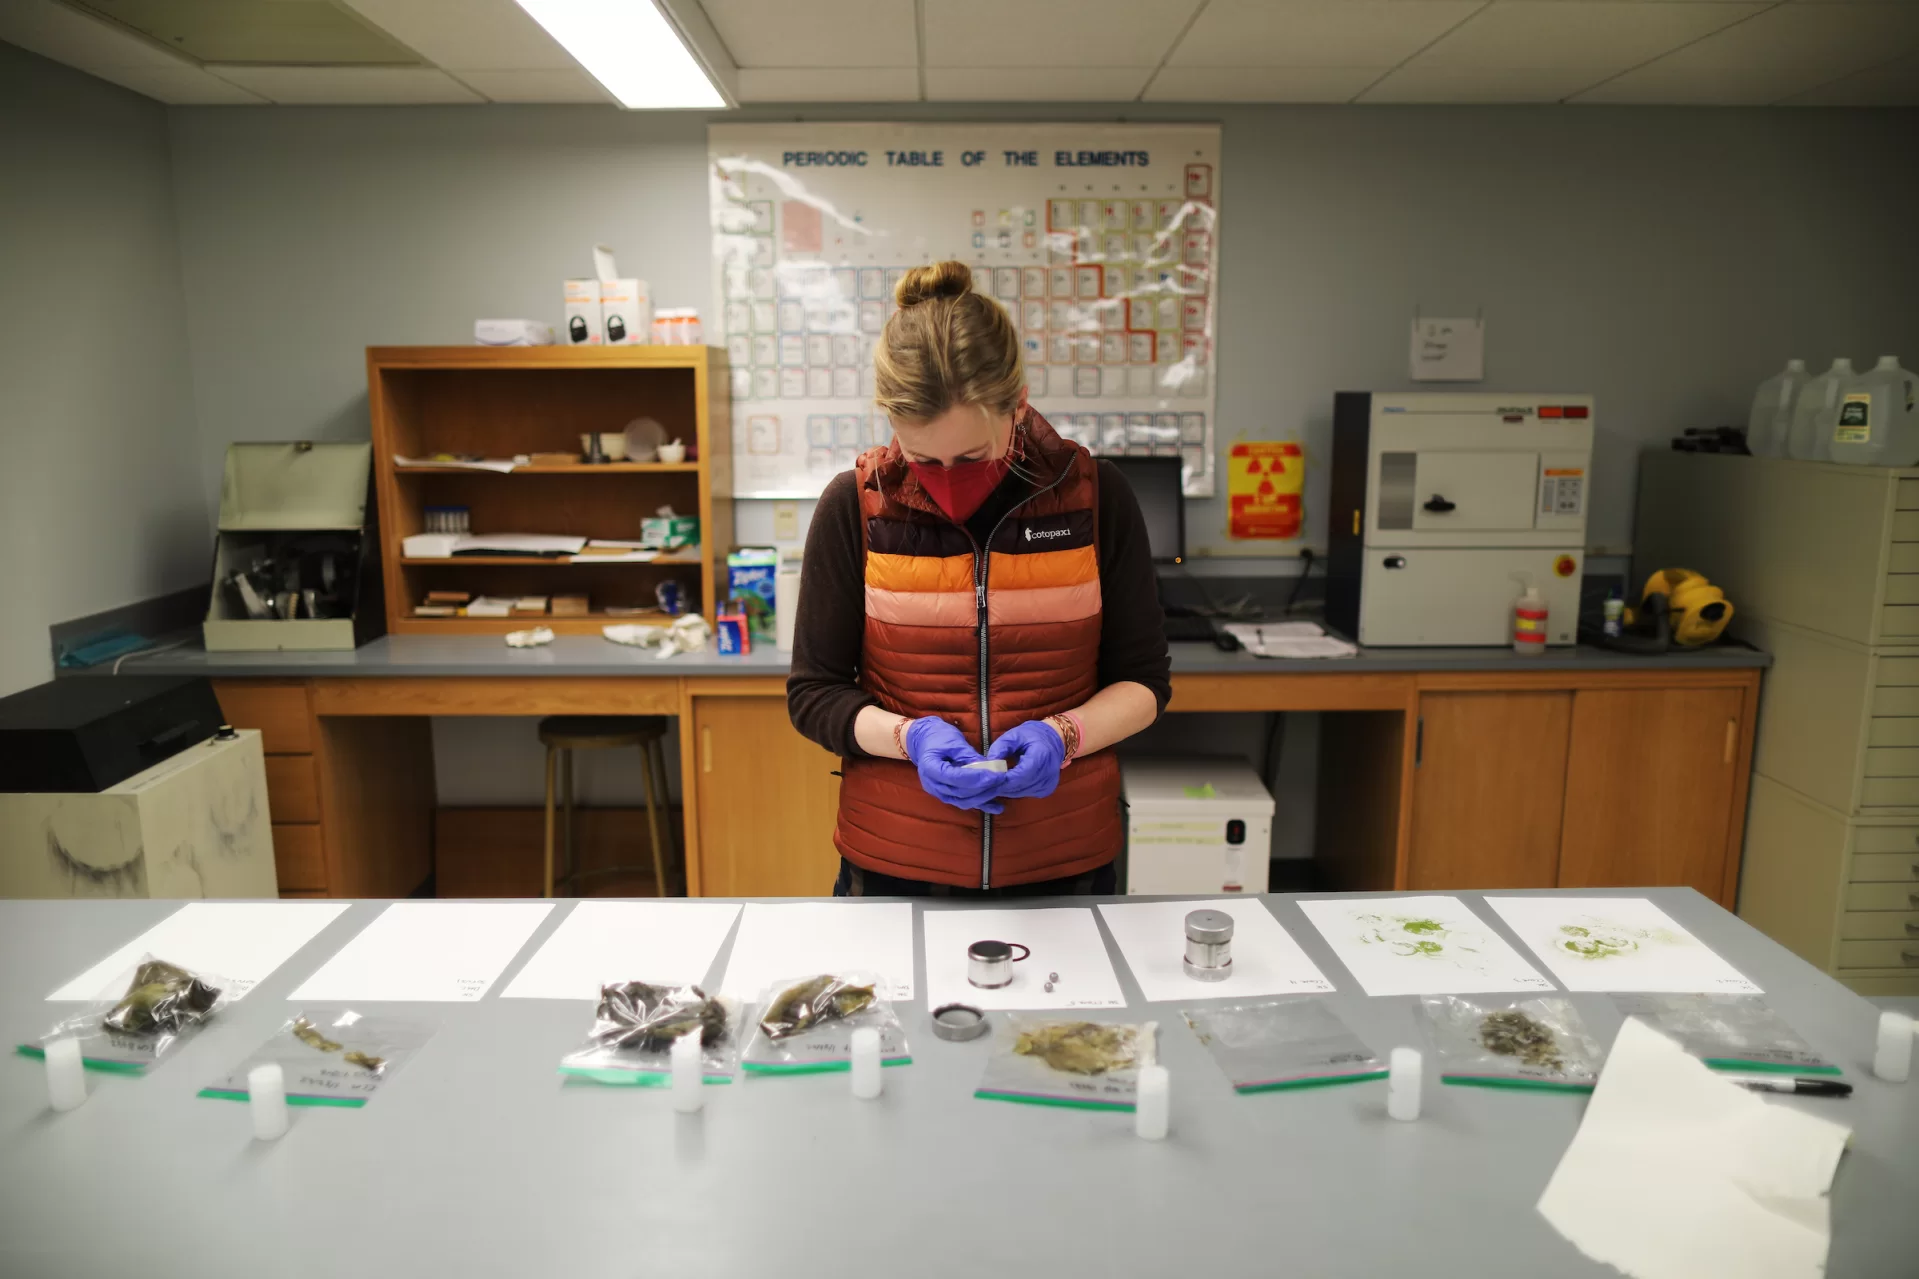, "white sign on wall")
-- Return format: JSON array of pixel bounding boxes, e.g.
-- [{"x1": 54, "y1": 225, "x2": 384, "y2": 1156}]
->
[{"x1": 708, "y1": 123, "x2": 1223, "y2": 498}]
